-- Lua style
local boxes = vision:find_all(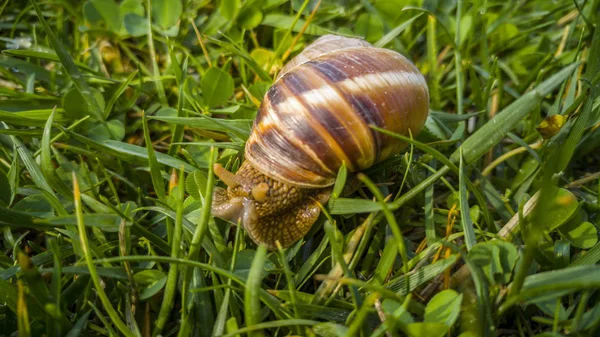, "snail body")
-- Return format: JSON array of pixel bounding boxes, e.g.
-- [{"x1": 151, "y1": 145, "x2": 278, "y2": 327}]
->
[{"x1": 212, "y1": 35, "x2": 429, "y2": 249}]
